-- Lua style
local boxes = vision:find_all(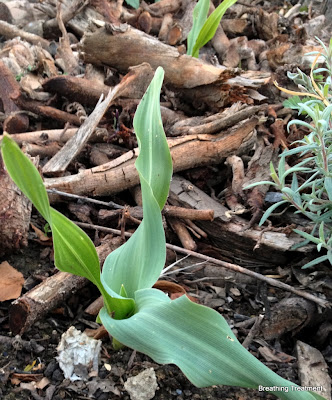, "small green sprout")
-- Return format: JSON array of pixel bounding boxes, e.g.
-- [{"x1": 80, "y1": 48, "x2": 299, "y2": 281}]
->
[
  {"x1": 187, "y1": 0, "x2": 238, "y2": 58},
  {"x1": 1, "y1": 67, "x2": 324, "y2": 399}
]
